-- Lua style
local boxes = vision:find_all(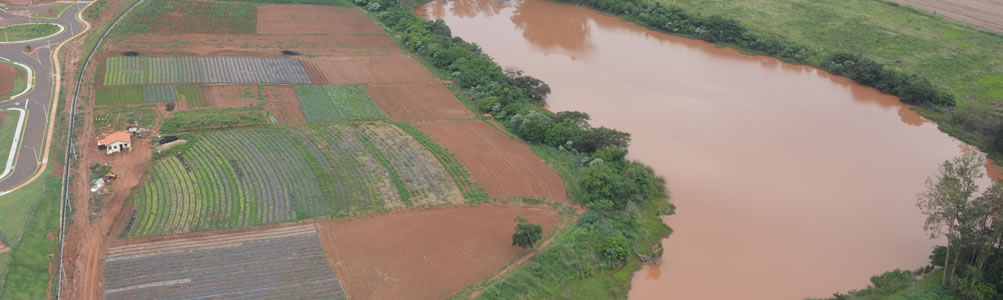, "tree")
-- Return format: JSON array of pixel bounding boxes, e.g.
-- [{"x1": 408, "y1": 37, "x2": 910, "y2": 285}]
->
[
  {"x1": 512, "y1": 217, "x2": 542, "y2": 249},
  {"x1": 917, "y1": 152, "x2": 987, "y2": 286},
  {"x1": 993, "y1": 125, "x2": 1003, "y2": 154},
  {"x1": 513, "y1": 76, "x2": 551, "y2": 102}
]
